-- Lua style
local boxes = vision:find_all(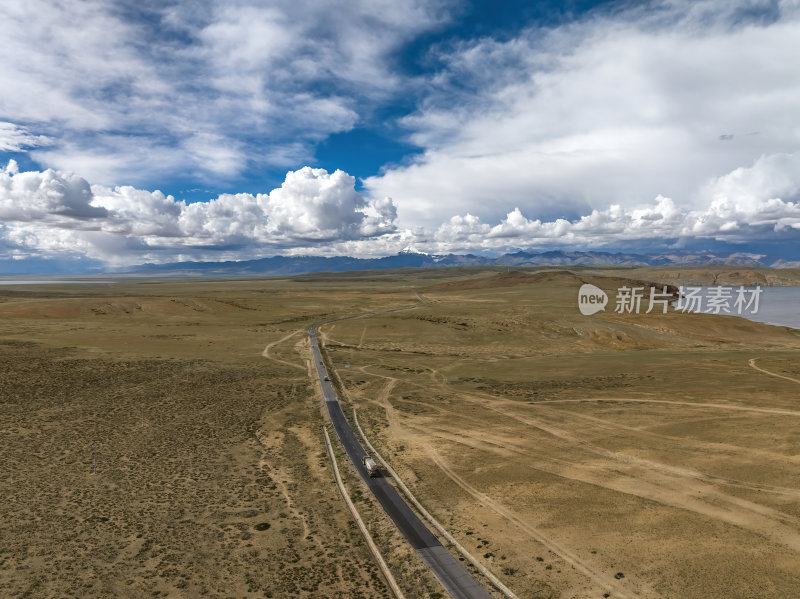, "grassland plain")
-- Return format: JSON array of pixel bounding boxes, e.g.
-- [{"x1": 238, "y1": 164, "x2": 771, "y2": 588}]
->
[
  {"x1": 1, "y1": 268, "x2": 799, "y2": 599},
  {"x1": 0, "y1": 278, "x2": 423, "y2": 598},
  {"x1": 321, "y1": 268, "x2": 800, "y2": 599}
]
